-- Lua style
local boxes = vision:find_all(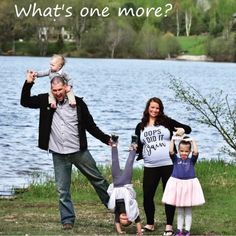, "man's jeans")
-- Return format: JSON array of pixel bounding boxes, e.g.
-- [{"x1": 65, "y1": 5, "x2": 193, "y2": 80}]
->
[{"x1": 52, "y1": 150, "x2": 109, "y2": 225}]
